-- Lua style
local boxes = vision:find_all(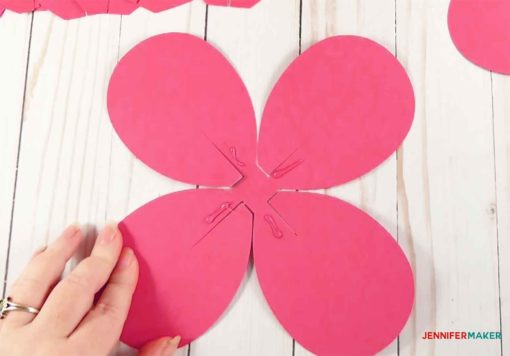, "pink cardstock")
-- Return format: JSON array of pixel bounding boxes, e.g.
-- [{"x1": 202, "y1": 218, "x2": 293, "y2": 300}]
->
[
  {"x1": 255, "y1": 192, "x2": 414, "y2": 355},
  {"x1": 107, "y1": 24, "x2": 254, "y2": 188},
  {"x1": 40, "y1": 0, "x2": 85, "y2": 19},
  {"x1": 138, "y1": 0, "x2": 190, "y2": 13},
  {"x1": 120, "y1": 189, "x2": 252, "y2": 347},
  {"x1": 0, "y1": 0, "x2": 36, "y2": 12},
  {"x1": 108, "y1": 33, "x2": 415, "y2": 355},
  {"x1": 107, "y1": 0, "x2": 138, "y2": 15},
  {"x1": 74, "y1": 0, "x2": 109, "y2": 15},
  {"x1": 448, "y1": 0, "x2": 510, "y2": 74},
  {"x1": 0, "y1": 0, "x2": 260, "y2": 17},
  {"x1": 258, "y1": 36, "x2": 415, "y2": 189}
]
